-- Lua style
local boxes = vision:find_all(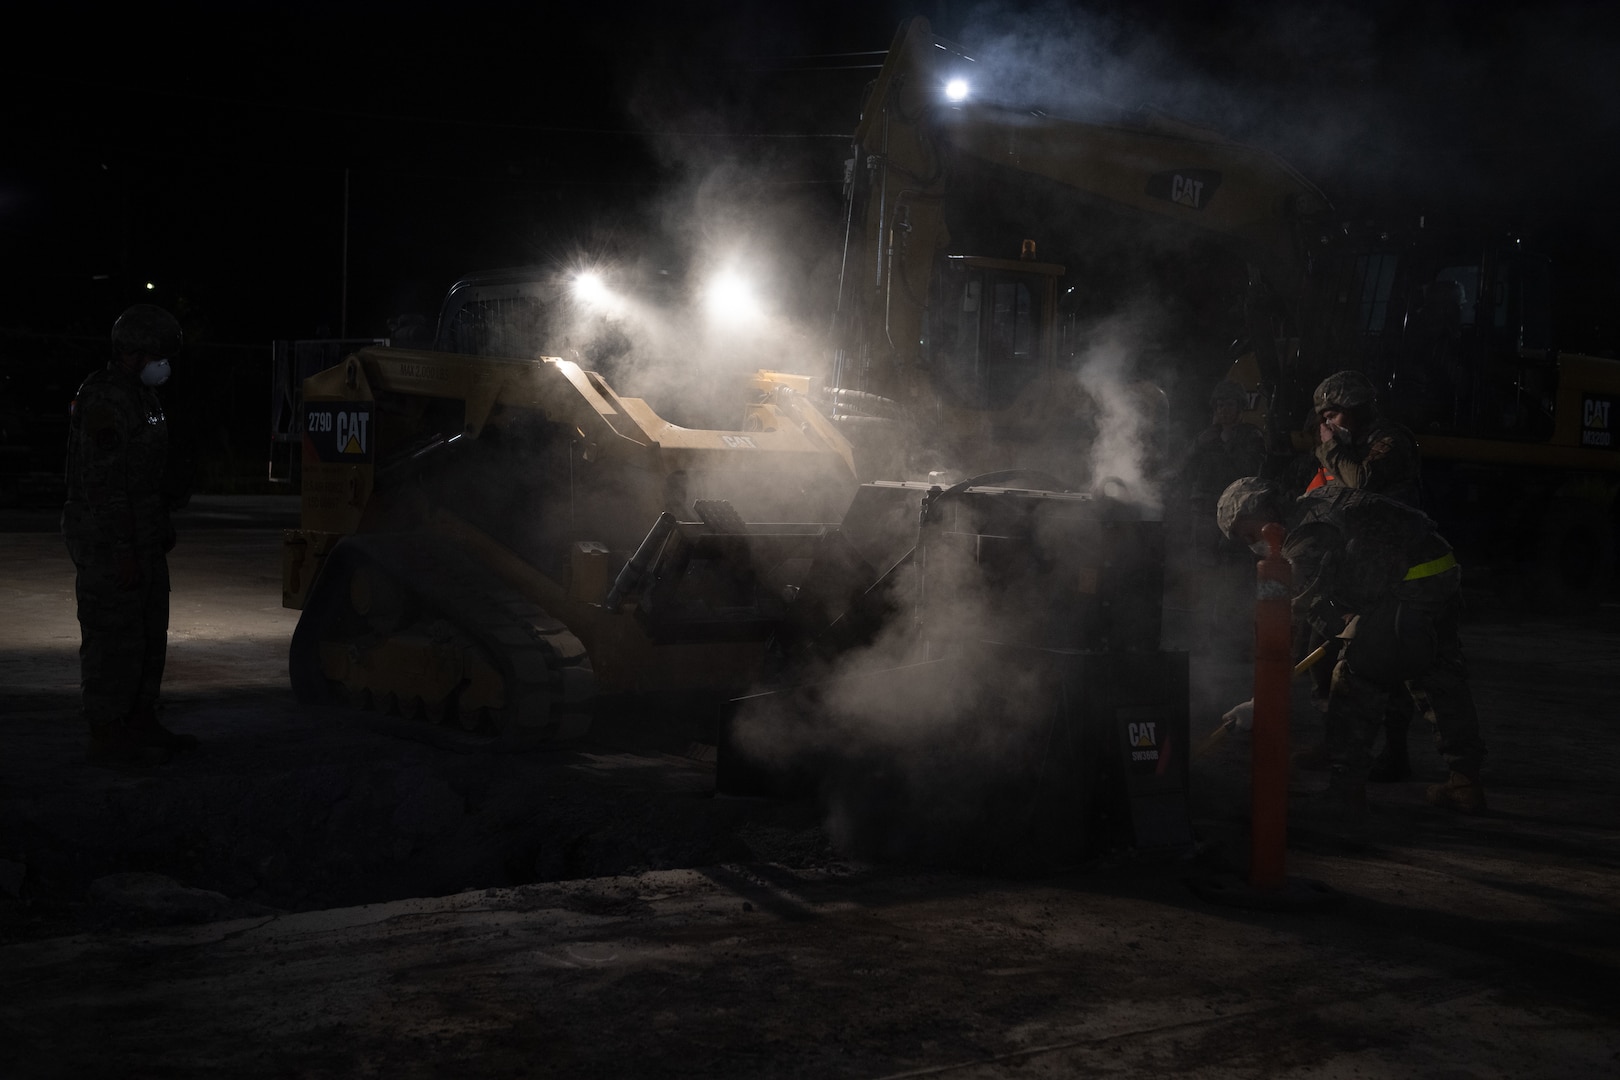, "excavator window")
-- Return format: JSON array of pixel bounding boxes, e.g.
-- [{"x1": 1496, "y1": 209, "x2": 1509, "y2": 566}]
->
[
  {"x1": 1401, "y1": 252, "x2": 1557, "y2": 438},
  {"x1": 1352, "y1": 253, "x2": 1401, "y2": 335},
  {"x1": 927, "y1": 260, "x2": 1046, "y2": 410},
  {"x1": 1516, "y1": 256, "x2": 1552, "y2": 352}
]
